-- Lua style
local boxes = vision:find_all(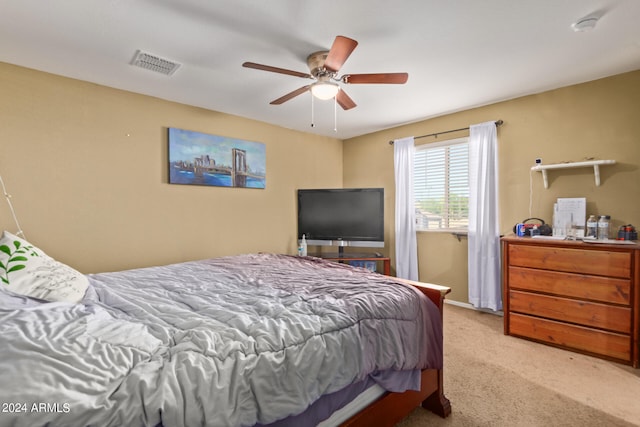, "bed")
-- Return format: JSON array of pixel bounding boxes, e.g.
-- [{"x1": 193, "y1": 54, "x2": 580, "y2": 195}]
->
[{"x1": 0, "y1": 231, "x2": 450, "y2": 427}]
